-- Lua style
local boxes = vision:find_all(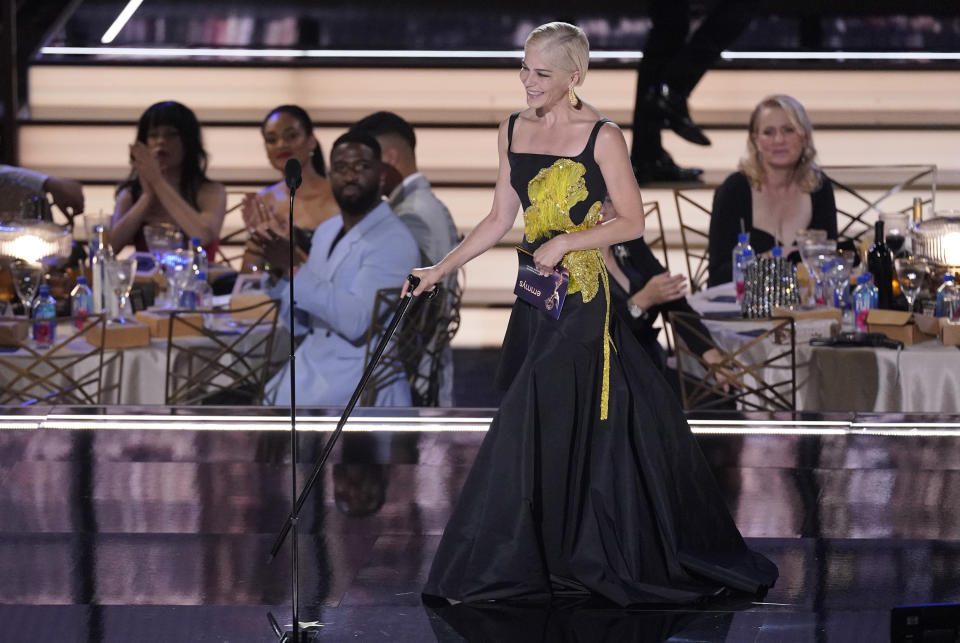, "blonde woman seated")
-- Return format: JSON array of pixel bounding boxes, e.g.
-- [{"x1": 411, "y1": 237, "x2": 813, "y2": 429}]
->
[
  {"x1": 707, "y1": 94, "x2": 837, "y2": 287},
  {"x1": 241, "y1": 105, "x2": 338, "y2": 272}
]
